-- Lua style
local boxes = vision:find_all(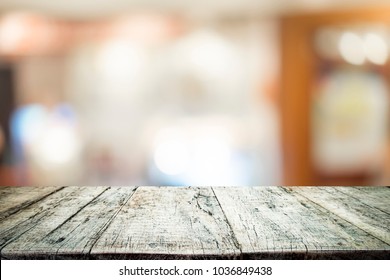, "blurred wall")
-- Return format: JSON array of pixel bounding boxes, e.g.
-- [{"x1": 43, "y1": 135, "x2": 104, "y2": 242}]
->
[{"x1": 0, "y1": 12, "x2": 281, "y2": 186}]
